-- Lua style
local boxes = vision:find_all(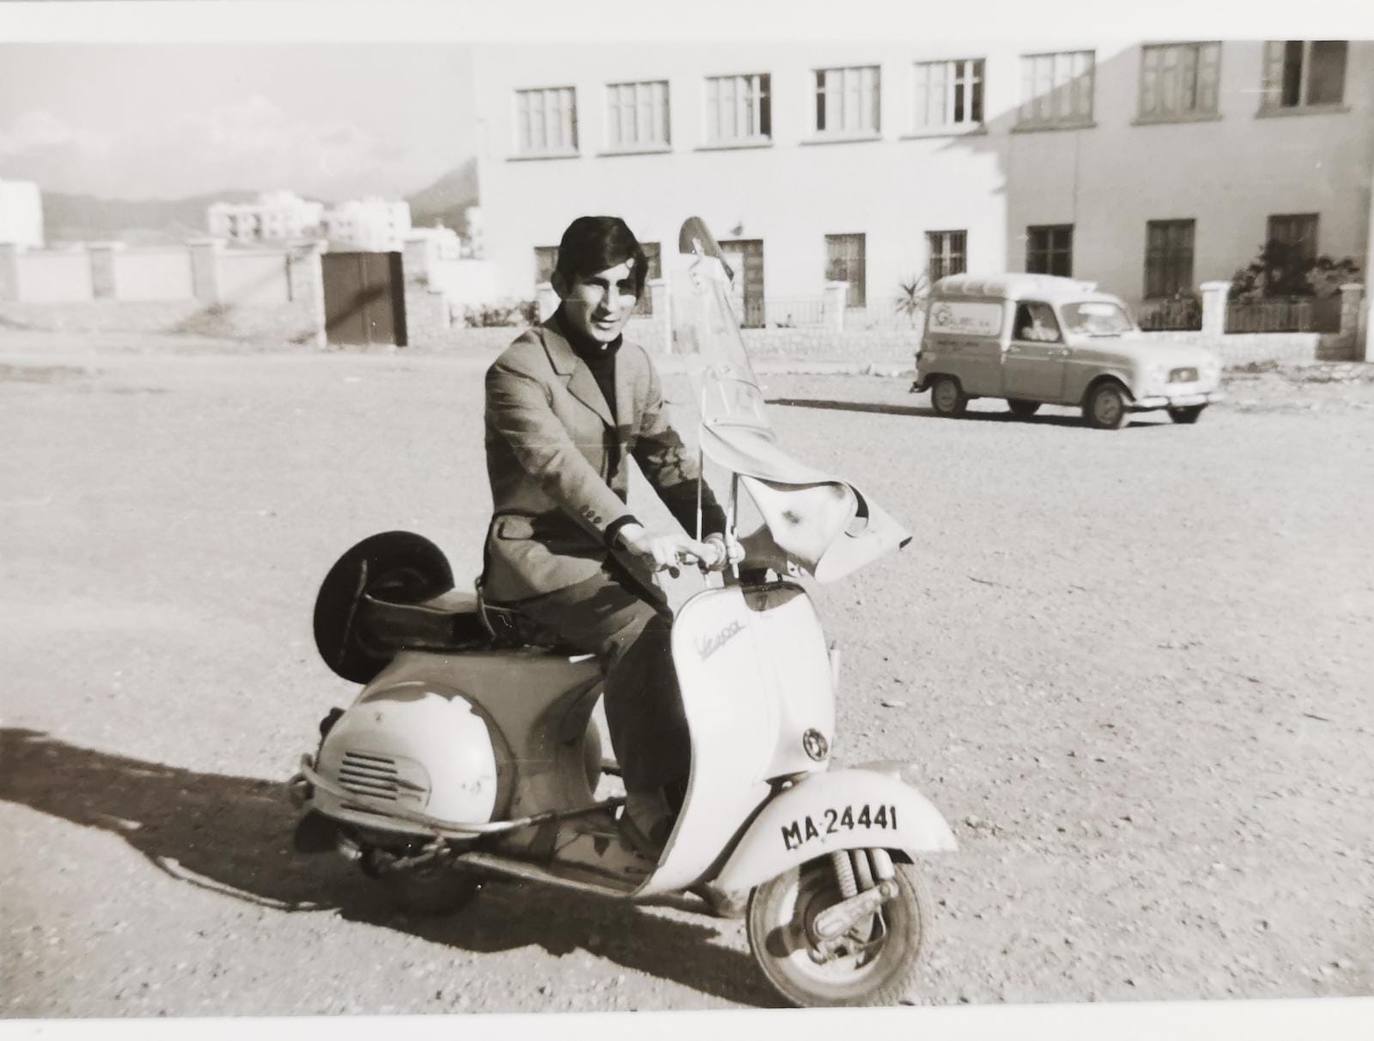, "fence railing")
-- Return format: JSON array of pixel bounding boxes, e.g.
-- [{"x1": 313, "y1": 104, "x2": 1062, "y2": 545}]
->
[
  {"x1": 1137, "y1": 297, "x2": 1202, "y2": 331},
  {"x1": 740, "y1": 296, "x2": 828, "y2": 328},
  {"x1": 845, "y1": 296, "x2": 926, "y2": 332},
  {"x1": 1225, "y1": 295, "x2": 1343, "y2": 334}
]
